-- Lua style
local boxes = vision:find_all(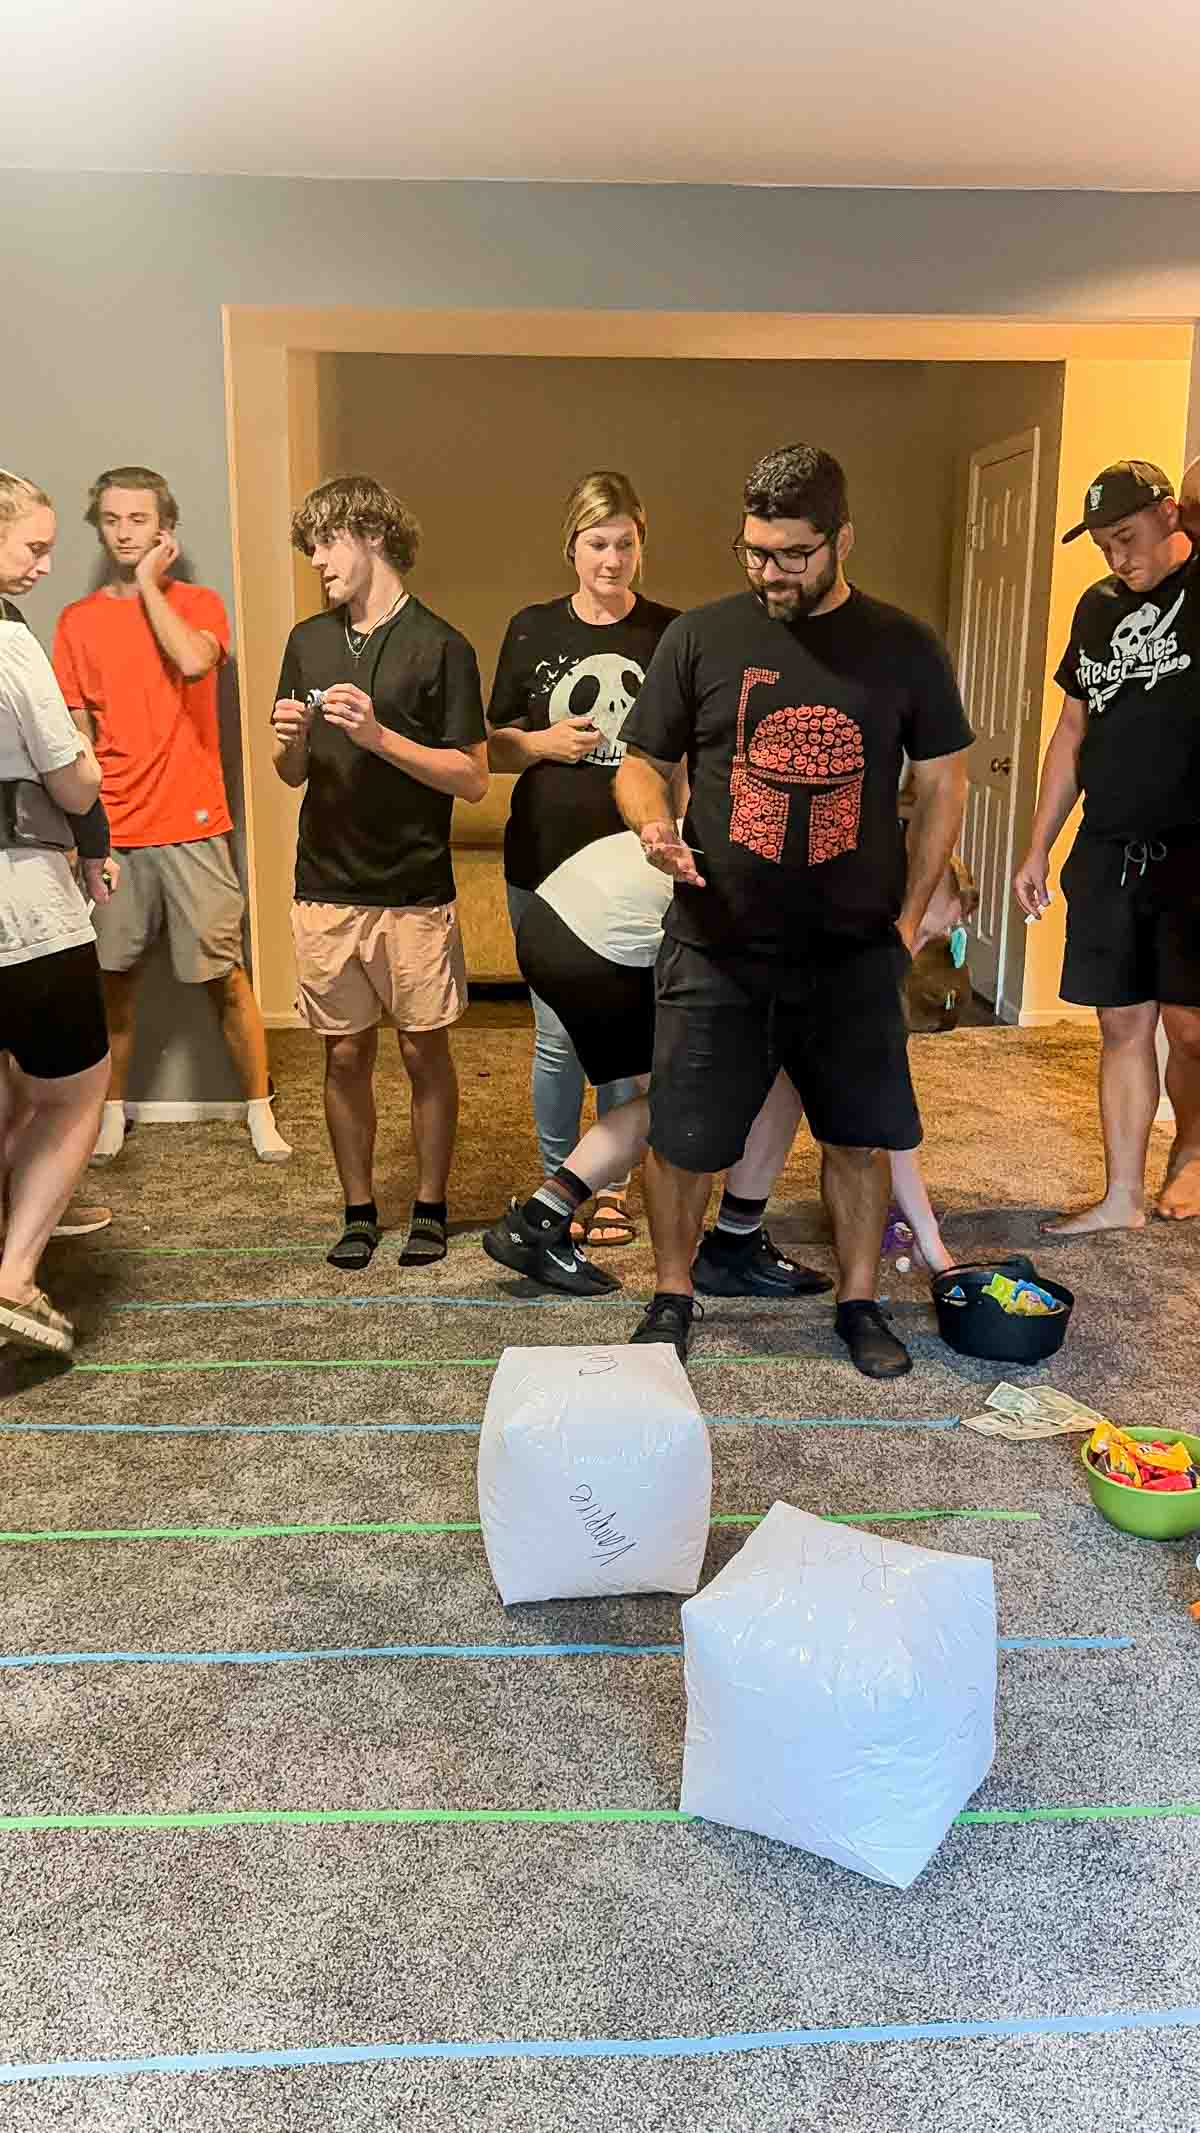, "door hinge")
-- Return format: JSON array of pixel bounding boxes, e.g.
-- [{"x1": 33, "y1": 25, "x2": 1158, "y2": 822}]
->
[{"x1": 969, "y1": 520, "x2": 985, "y2": 552}]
